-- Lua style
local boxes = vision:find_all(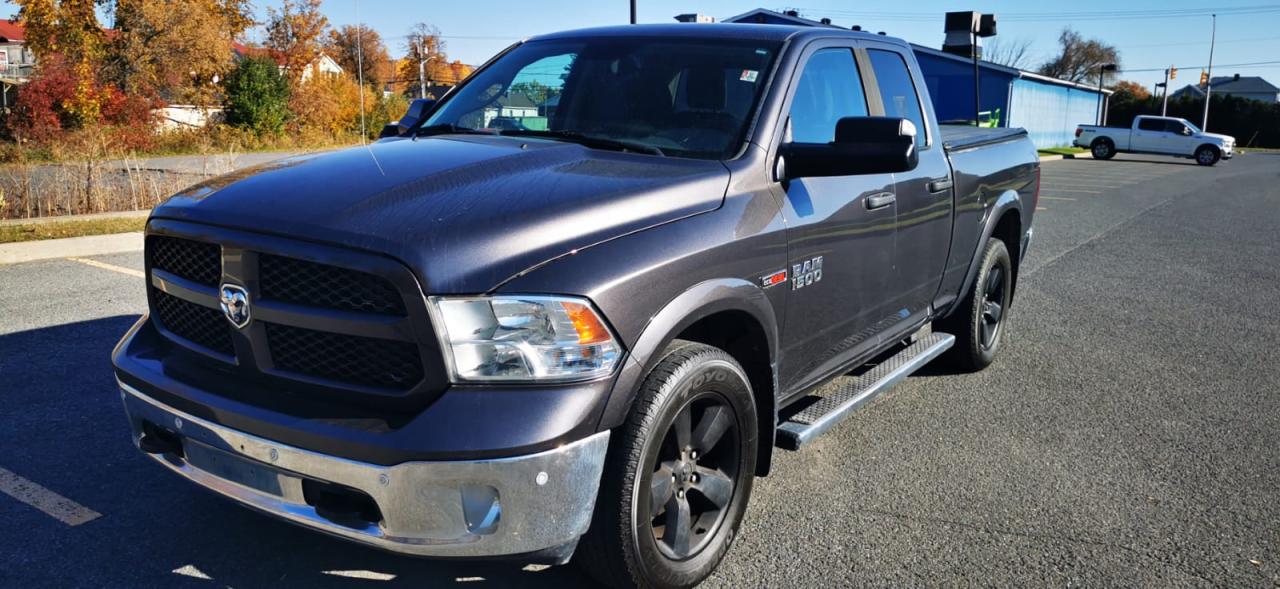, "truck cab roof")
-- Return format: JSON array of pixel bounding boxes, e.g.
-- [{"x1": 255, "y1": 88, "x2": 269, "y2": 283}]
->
[{"x1": 529, "y1": 22, "x2": 910, "y2": 49}]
